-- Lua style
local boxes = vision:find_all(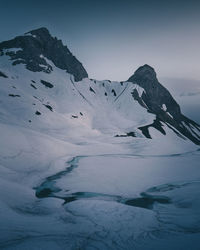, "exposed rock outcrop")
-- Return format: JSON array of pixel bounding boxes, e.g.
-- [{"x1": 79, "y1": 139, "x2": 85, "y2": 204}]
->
[
  {"x1": 0, "y1": 27, "x2": 88, "y2": 81},
  {"x1": 128, "y1": 64, "x2": 200, "y2": 144}
]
